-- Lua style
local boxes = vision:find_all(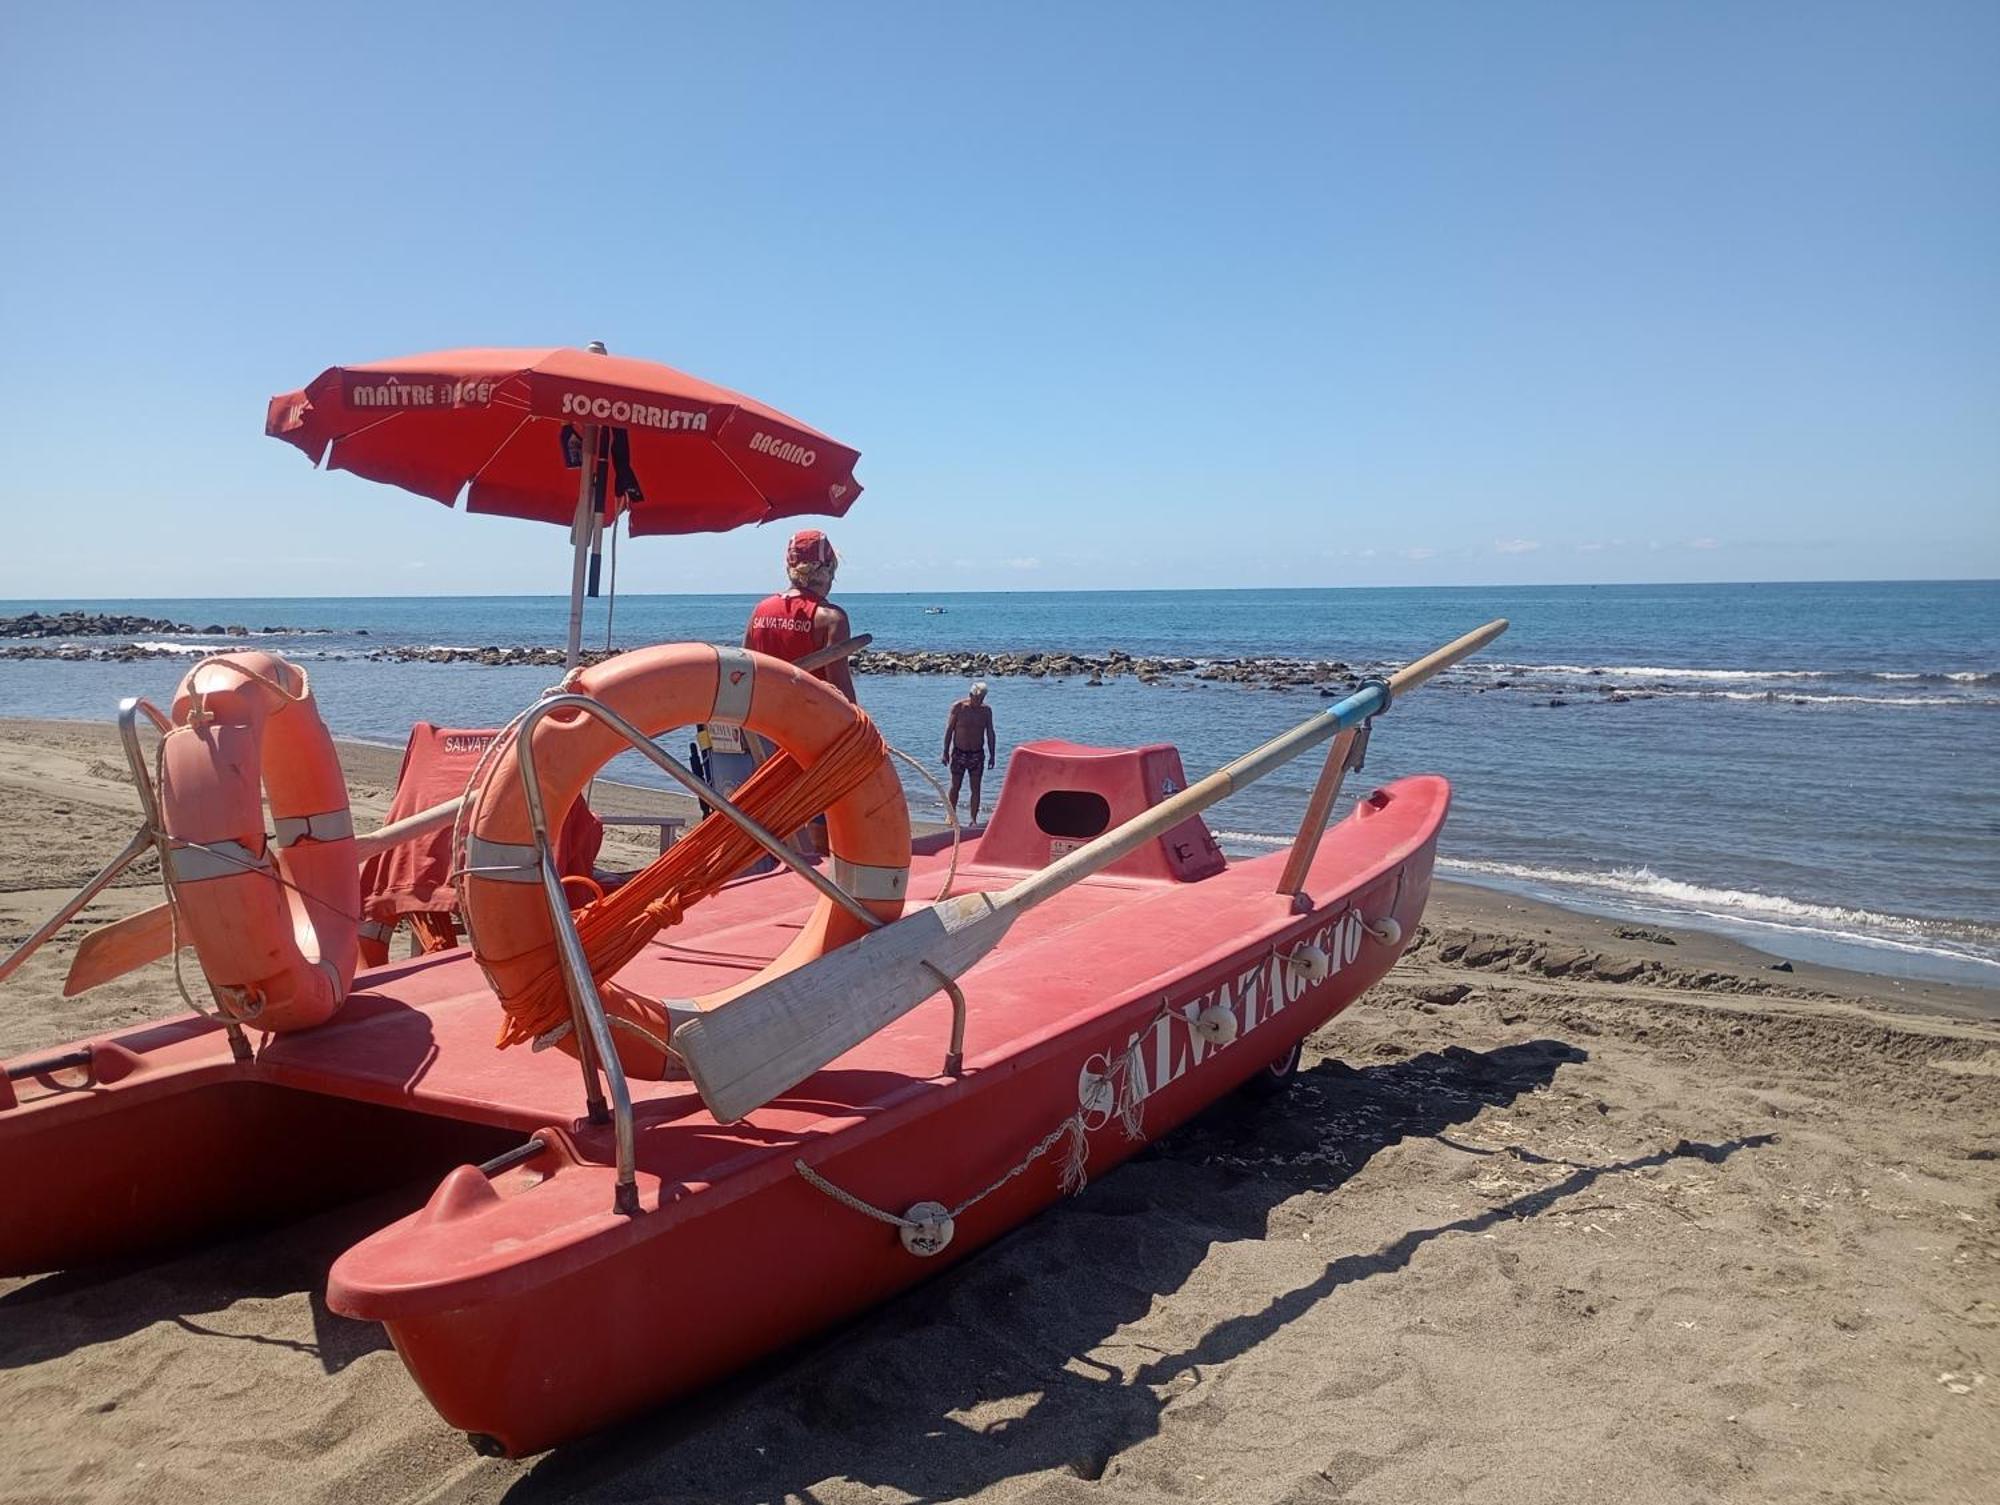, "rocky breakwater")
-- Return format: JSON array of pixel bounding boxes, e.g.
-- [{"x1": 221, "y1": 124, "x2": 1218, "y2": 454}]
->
[
  {"x1": 1, "y1": 612, "x2": 332, "y2": 662},
  {"x1": 364, "y1": 644, "x2": 592, "y2": 668},
  {"x1": 849, "y1": 647, "x2": 1358, "y2": 693},
  {"x1": 3, "y1": 611, "x2": 207, "y2": 640},
  {"x1": 351, "y1": 642, "x2": 1362, "y2": 691}
]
